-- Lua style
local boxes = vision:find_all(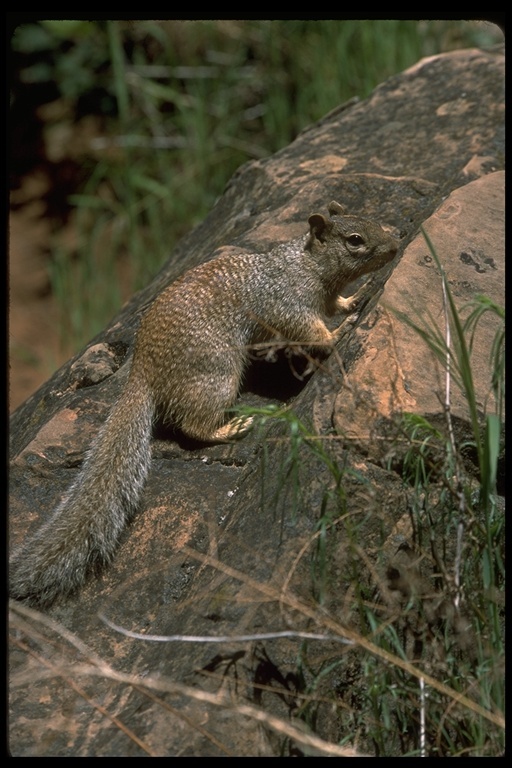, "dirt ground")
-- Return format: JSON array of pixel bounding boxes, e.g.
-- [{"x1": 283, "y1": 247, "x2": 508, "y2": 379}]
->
[
  {"x1": 9, "y1": 94, "x2": 107, "y2": 414},
  {"x1": 9, "y1": 174, "x2": 70, "y2": 412}
]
